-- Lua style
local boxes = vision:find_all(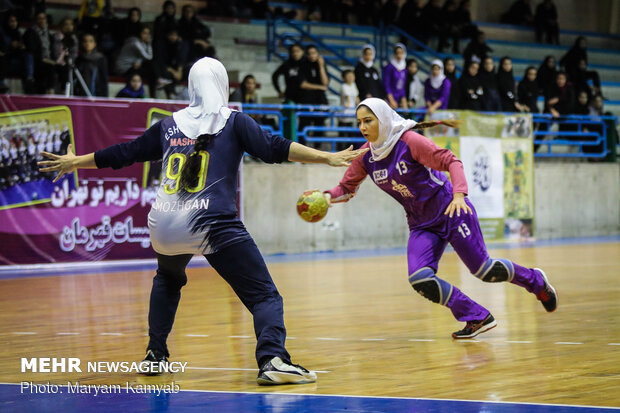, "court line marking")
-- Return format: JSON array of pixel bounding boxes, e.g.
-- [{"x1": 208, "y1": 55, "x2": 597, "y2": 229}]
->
[
  {"x1": 228, "y1": 335, "x2": 252, "y2": 339},
  {"x1": 2, "y1": 382, "x2": 618, "y2": 410},
  {"x1": 360, "y1": 338, "x2": 386, "y2": 341},
  {"x1": 11, "y1": 332, "x2": 37, "y2": 335},
  {"x1": 100, "y1": 333, "x2": 123, "y2": 336},
  {"x1": 56, "y1": 333, "x2": 80, "y2": 336},
  {"x1": 608, "y1": 343, "x2": 620, "y2": 346},
  {"x1": 555, "y1": 342, "x2": 584, "y2": 345},
  {"x1": 315, "y1": 337, "x2": 343, "y2": 341},
  {"x1": 185, "y1": 367, "x2": 331, "y2": 374},
  {"x1": 408, "y1": 339, "x2": 435, "y2": 342},
  {"x1": 505, "y1": 340, "x2": 533, "y2": 344},
  {"x1": 185, "y1": 334, "x2": 209, "y2": 337}
]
